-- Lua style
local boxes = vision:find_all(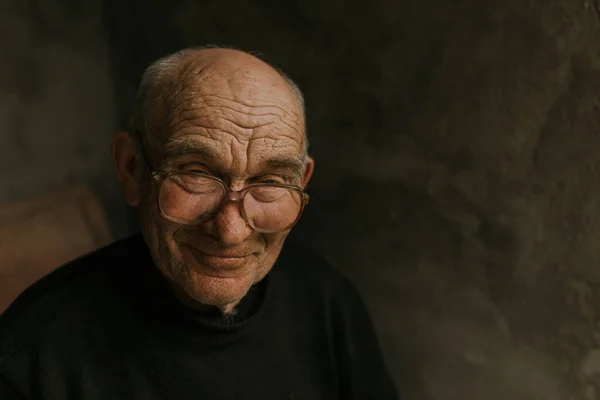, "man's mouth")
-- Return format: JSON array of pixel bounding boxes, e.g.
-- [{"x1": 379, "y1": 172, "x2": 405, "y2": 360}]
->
[{"x1": 181, "y1": 244, "x2": 254, "y2": 271}]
